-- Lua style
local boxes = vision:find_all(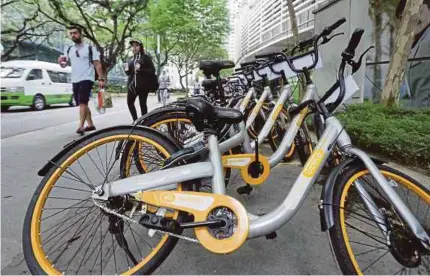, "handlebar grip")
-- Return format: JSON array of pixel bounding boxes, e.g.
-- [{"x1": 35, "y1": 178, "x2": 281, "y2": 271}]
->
[
  {"x1": 234, "y1": 68, "x2": 243, "y2": 72},
  {"x1": 299, "y1": 36, "x2": 316, "y2": 48},
  {"x1": 344, "y1": 28, "x2": 364, "y2": 57},
  {"x1": 240, "y1": 61, "x2": 256, "y2": 67},
  {"x1": 321, "y1": 17, "x2": 346, "y2": 37},
  {"x1": 255, "y1": 52, "x2": 277, "y2": 59},
  {"x1": 330, "y1": 18, "x2": 346, "y2": 32}
]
